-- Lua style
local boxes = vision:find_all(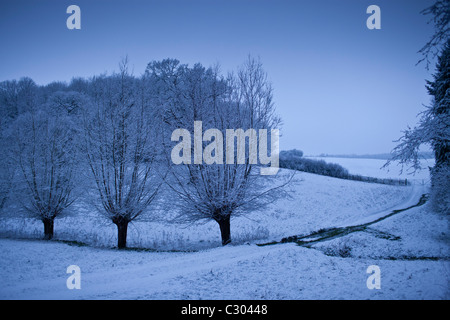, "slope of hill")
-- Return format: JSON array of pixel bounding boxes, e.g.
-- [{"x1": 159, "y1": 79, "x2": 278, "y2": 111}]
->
[{"x1": 0, "y1": 160, "x2": 447, "y2": 300}]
